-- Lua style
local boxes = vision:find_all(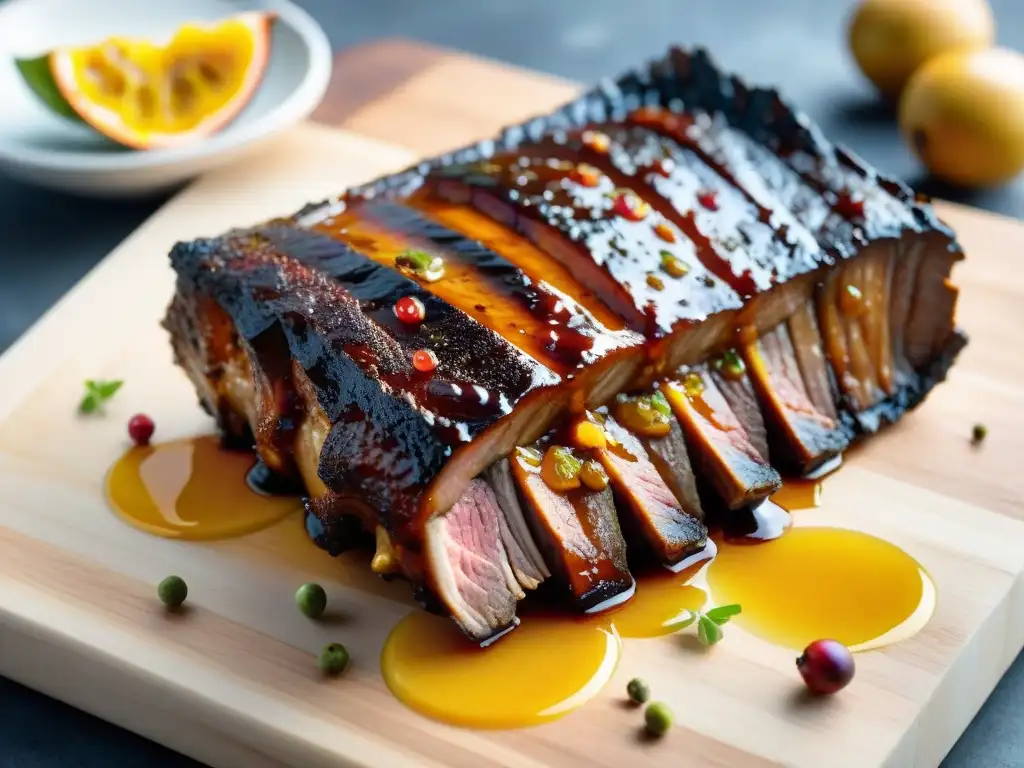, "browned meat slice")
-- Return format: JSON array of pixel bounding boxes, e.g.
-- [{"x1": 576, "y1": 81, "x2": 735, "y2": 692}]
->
[
  {"x1": 637, "y1": 411, "x2": 705, "y2": 522},
  {"x1": 787, "y1": 300, "x2": 841, "y2": 422},
  {"x1": 741, "y1": 325, "x2": 849, "y2": 475},
  {"x1": 594, "y1": 414, "x2": 707, "y2": 565},
  {"x1": 424, "y1": 479, "x2": 524, "y2": 642},
  {"x1": 708, "y1": 353, "x2": 771, "y2": 460},
  {"x1": 485, "y1": 458, "x2": 550, "y2": 591},
  {"x1": 509, "y1": 446, "x2": 634, "y2": 611},
  {"x1": 661, "y1": 366, "x2": 781, "y2": 509}
]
